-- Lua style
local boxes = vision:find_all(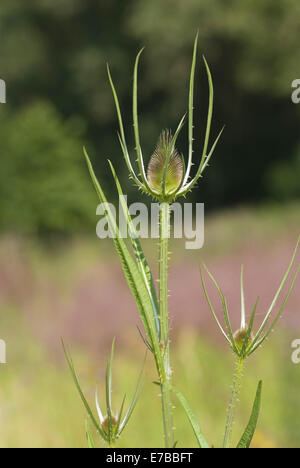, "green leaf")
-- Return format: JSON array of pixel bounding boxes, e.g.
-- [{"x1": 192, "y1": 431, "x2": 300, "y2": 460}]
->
[
  {"x1": 237, "y1": 381, "x2": 263, "y2": 448},
  {"x1": 86, "y1": 421, "x2": 95, "y2": 448},
  {"x1": 251, "y1": 236, "x2": 300, "y2": 347},
  {"x1": 171, "y1": 386, "x2": 210, "y2": 448},
  {"x1": 114, "y1": 394, "x2": 126, "y2": 437},
  {"x1": 203, "y1": 264, "x2": 239, "y2": 354},
  {"x1": 240, "y1": 298, "x2": 259, "y2": 357},
  {"x1": 200, "y1": 56, "x2": 214, "y2": 167},
  {"x1": 240, "y1": 265, "x2": 246, "y2": 329},
  {"x1": 105, "y1": 339, "x2": 115, "y2": 444},
  {"x1": 106, "y1": 64, "x2": 142, "y2": 189},
  {"x1": 179, "y1": 55, "x2": 215, "y2": 196},
  {"x1": 184, "y1": 32, "x2": 198, "y2": 186},
  {"x1": 108, "y1": 161, "x2": 160, "y2": 337},
  {"x1": 62, "y1": 340, "x2": 107, "y2": 442},
  {"x1": 83, "y1": 147, "x2": 165, "y2": 380},
  {"x1": 200, "y1": 267, "x2": 231, "y2": 345},
  {"x1": 133, "y1": 48, "x2": 157, "y2": 196},
  {"x1": 119, "y1": 352, "x2": 147, "y2": 434},
  {"x1": 249, "y1": 265, "x2": 300, "y2": 355}
]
